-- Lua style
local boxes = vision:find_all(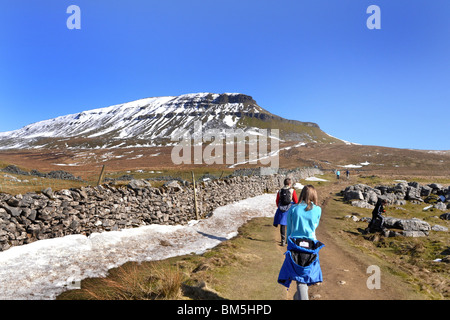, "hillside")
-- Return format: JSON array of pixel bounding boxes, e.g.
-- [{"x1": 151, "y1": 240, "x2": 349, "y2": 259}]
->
[{"x1": 0, "y1": 93, "x2": 343, "y2": 150}]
